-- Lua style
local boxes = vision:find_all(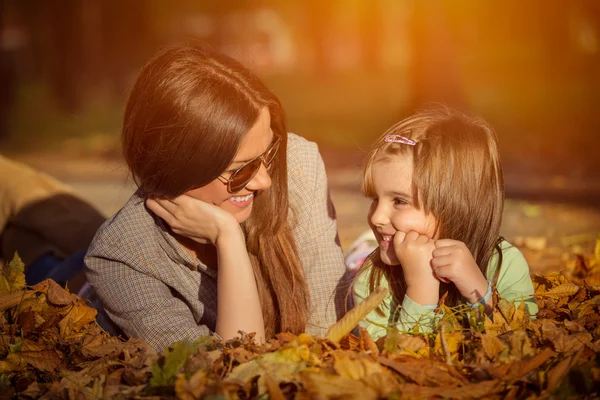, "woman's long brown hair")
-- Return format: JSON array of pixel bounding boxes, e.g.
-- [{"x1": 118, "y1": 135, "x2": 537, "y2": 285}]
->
[
  {"x1": 122, "y1": 44, "x2": 309, "y2": 337},
  {"x1": 357, "y1": 105, "x2": 504, "y2": 311}
]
